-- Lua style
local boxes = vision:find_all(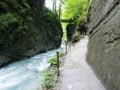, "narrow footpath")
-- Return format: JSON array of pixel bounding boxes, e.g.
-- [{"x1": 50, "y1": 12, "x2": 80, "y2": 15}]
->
[{"x1": 55, "y1": 36, "x2": 106, "y2": 90}]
